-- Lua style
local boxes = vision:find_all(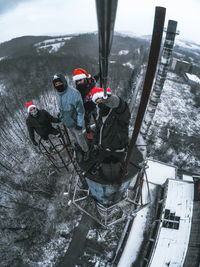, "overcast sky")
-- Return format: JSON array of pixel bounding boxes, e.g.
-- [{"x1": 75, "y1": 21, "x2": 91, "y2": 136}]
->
[{"x1": 0, "y1": 0, "x2": 200, "y2": 44}]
